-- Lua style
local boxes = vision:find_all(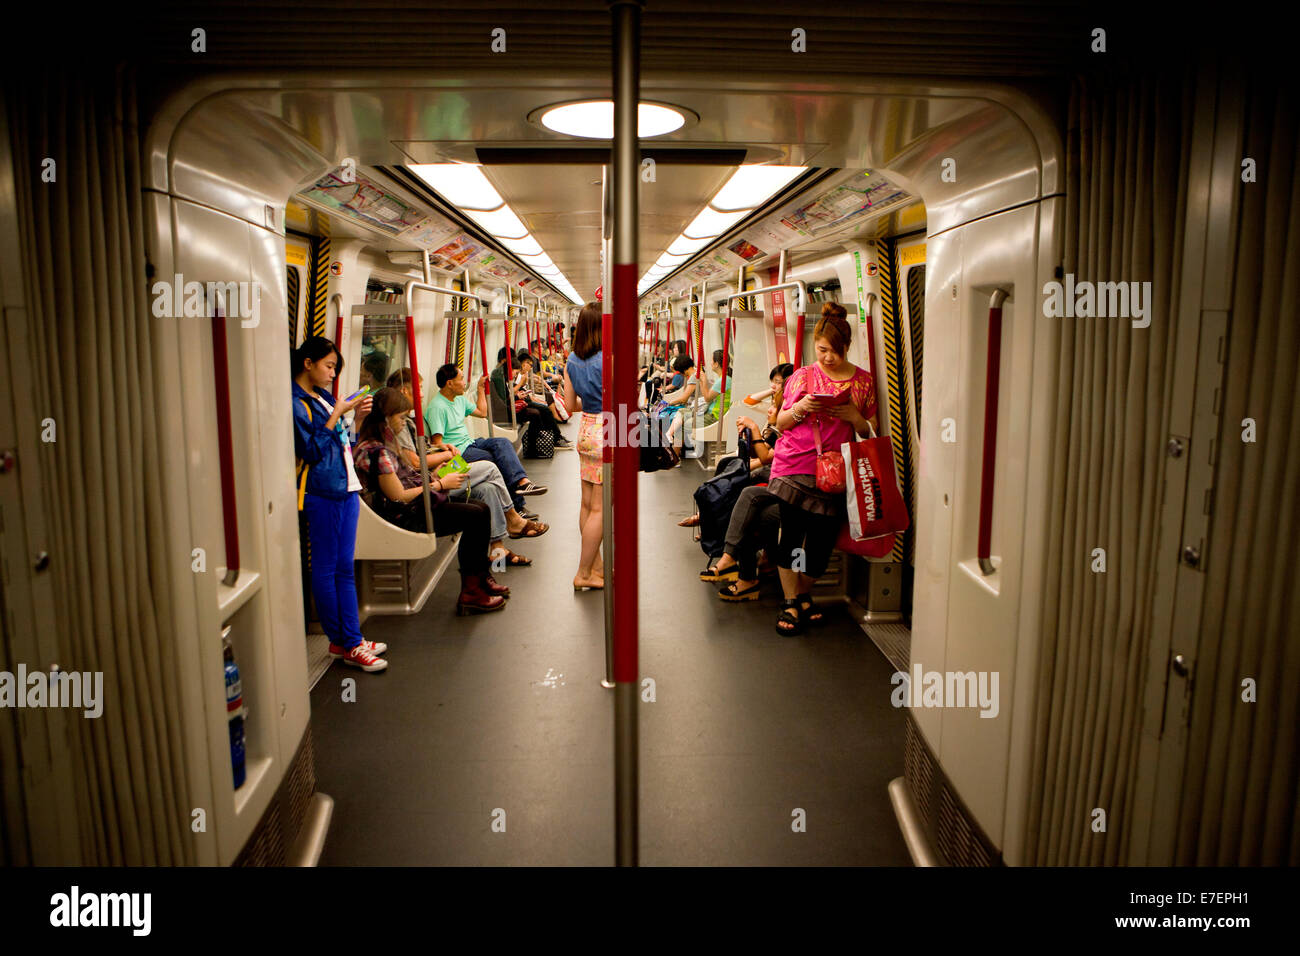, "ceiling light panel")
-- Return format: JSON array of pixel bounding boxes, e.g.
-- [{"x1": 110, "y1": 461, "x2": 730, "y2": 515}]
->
[
  {"x1": 710, "y1": 165, "x2": 807, "y2": 211},
  {"x1": 499, "y1": 234, "x2": 543, "y2": 256},
  {"x1": 683, "y1": 206, "x2": 748, "y2": 239},
  {"x1": 539, "y1": 101, "x2": 686, "y2": 139},
  {"x1": 409, "y1": 164, "x2": 504, "y2": 210},
  {"x1": 463, "y1": 205, "x2": 528, "y2": 239}
]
